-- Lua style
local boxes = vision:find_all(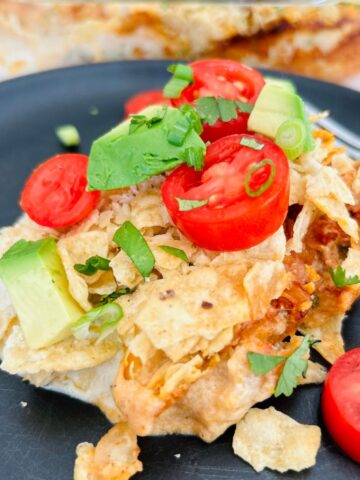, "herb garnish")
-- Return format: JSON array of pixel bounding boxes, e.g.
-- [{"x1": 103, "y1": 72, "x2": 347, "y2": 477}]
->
[
  {"x1": 240, "y1": 137, "x2": 264, "y2": 151},
  {"x1": 248, "y1": 335, "x2": 320, "y2": 397},
  {"x1": 97, "y1": 288, "x2": 132, "y2": 306},
  {"x1": 55, "y1": 125, "x2": 81, "y2": 147},
  {"x1": 113, "y1": 221, "x2": 155, "y2": 278},
  {"x1": 74, "y1": 255, "x2": 110, "y2": 276},
  {"x1": 176, "y1": 198, "x2": 209, "y2": 212},
  {"x1": 163, "y1": 64, "x2": 194, "y2": 99},
  {"x1": 160, "y1": 245, "x2": 189, "y2": 263},
  {"x1": 244, "y1": 159, "x2": 276, "y2": 198},
  {"x1": 71, "y1": 302, "x2": 123, "y2": 344},
  {"x1": 129, "y1": 106, "x2": 167, "y2": 134},
  {"x1": 195, "y1": 97, "x2": 254, "y2": 126},
  {"x1": 329, "y1": 266, "x2": 360, "y2": 288}
]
